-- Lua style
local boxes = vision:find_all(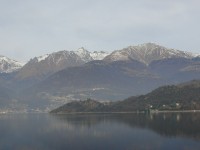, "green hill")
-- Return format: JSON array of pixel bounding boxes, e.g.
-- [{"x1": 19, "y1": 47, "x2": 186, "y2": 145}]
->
[{"x1": 50, "y1": 80, "x2": 200, "y2": 113}]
